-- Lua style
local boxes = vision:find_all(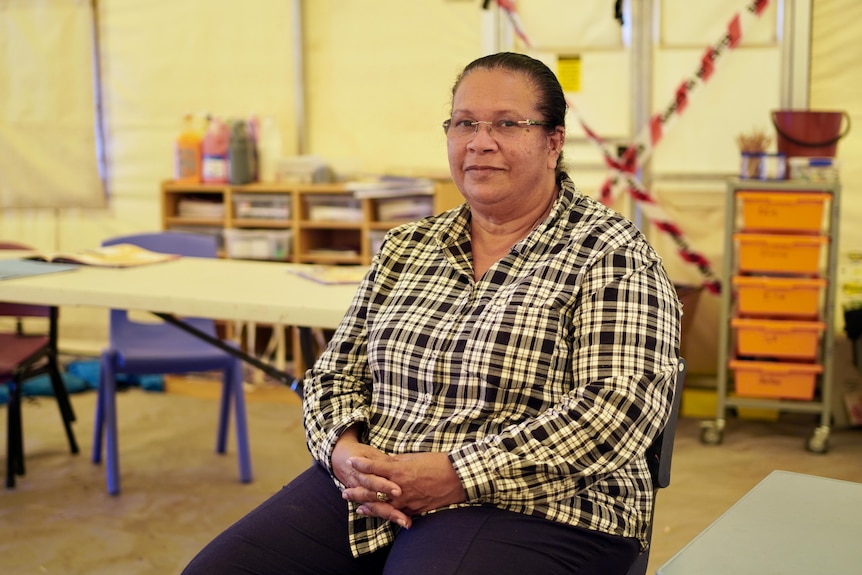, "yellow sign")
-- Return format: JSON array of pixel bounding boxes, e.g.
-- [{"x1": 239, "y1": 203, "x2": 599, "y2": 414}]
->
[{"x1": 557, "y1": 56, "x2": 581, "y2": 93}]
